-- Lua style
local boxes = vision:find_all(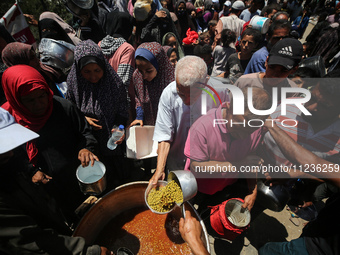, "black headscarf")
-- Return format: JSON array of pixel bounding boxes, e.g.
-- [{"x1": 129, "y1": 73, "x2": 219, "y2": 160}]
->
[
  {"x1": 38, "y1": 19, "x2": 75, "y2": 45},
  {"x1": 105, "y1": 11, "x2": 133, "y2": 41},
  {"x1": 175, "y1": 0, "x2": 196, "y2": 41}
]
